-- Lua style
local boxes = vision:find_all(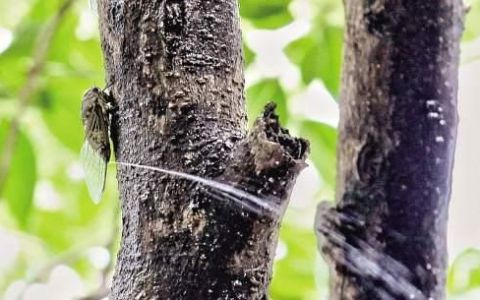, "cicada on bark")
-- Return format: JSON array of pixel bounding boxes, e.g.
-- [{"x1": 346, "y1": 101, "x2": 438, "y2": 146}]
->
[{"x1": 80, "y1": 87, "x2": 113, "y2": 203}]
